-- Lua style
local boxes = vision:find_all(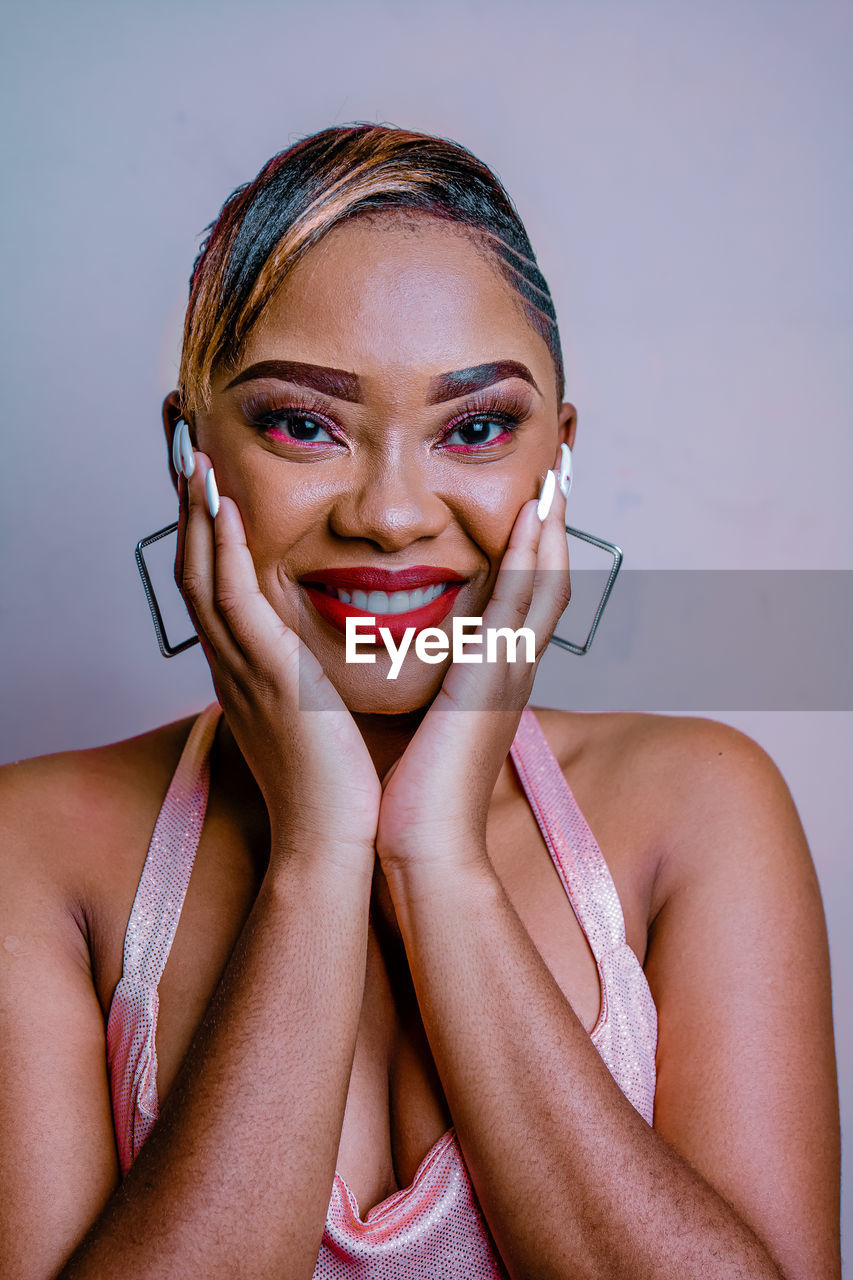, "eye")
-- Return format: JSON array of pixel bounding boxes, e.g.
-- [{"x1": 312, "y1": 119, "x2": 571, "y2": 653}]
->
[
  {"x1": 441, "y1": 414, "x2": 517, "y2": 451},
  {"x1": 255, "y1": 409, "x2": 340, "y2": 447}
]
